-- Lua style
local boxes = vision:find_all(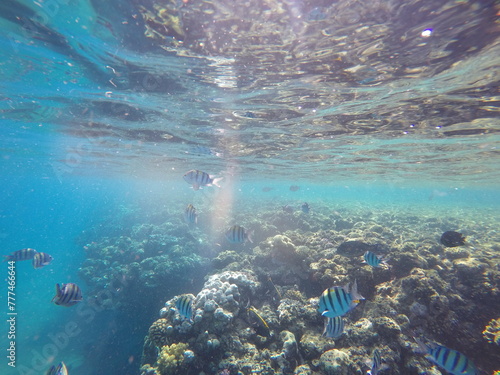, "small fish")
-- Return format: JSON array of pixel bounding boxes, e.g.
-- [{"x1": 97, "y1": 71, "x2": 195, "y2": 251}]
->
[
  {"x1": 4, "y1": 248, "x2": 37, "y2": 262},
  {"x1": 247, "y1": 306, "x2": 270, "y2": 336},
  {"x1": 289, "y1": 185, "x2": 300, "y2": 192},
  {"x1": 175, "y1": 295, "x2": 193, "y2": 321},
  {"x1": 188, "y1": 145, "x2": 223, "y2": 158},
  {"x1": 301, "y1": 202, "x2": 310, "y2": 213},
  {"x1": 184, "y1": 204, "x2": 198, "y2": 224},
  {"x1": 183, "y1": 169, "x2": 222, "y2": 190},
  {"x1": 33, "y1": 252, "x2": 53, "y2": 269},
  {"x1": 318, "y1": 280, "x2": 364, "y2": 318},
  {"x1": 282, "y1": 205, "x2": 294, "y2": 214},
  {"x1": 267, "y1": 276, "x2": 282, "y2": 300},
  {"x1": 366, "y1": 349, "x2": 388, "y2": 375},
  {"x1": 52, "y1": 283, "x2": 83, "y2": 307},
  {"x1": 363, "y1": 251, "x2": 385, "y2": 268},
  {"x1": 323, "y1": 316, "x2": 345, "y2": 339},
  {"x1": 440, "y1": 231, "x2": 466, "y2": 247},
  {"x1": 46, "y1": 362, "x2": 68, "y2": 375},
  {"x1": 225, "y1": 225, "x2": 253, "y2": 244},
  {"x1": 418, "y1": 339, "x2": 478, "y2": 375},
  {"x1": 242, "y1": 111, "x2": 255, "y2": 118}
]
